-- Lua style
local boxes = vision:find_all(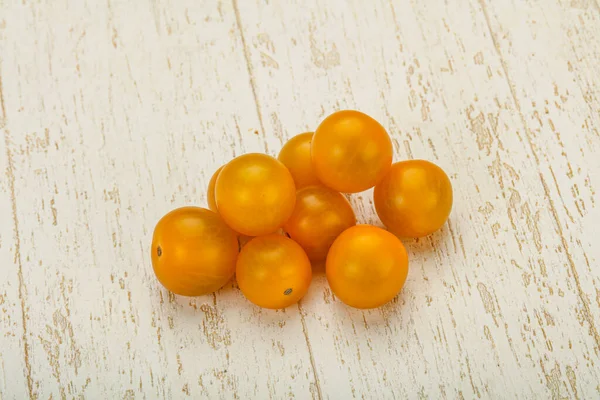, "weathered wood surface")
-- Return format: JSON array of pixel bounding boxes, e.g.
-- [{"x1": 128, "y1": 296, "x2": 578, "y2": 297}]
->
[{"x1": 1, "y1": 0, "x2": 599, "y2": 398}]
